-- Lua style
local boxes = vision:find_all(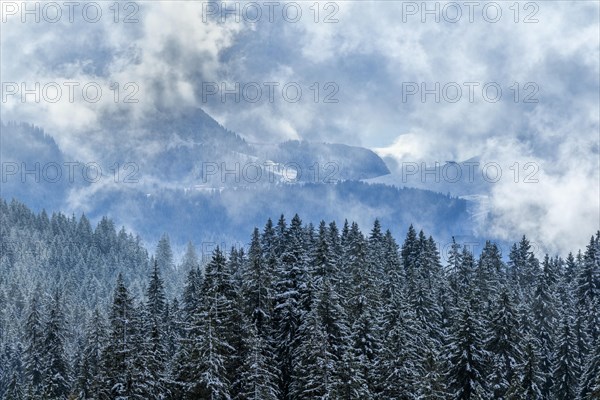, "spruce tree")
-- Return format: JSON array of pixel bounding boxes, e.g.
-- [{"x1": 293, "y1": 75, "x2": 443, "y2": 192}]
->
[
  {"x1": 181, "y1": 241, "x2": 200, "y2": 272},
  {"x1": 143, "y1": 260, "x2": 168, "y2": 399},
  {"x1": 23, "y1": 287, "x2": 44, "y2": 396},
  {"x1": 291, "y1": 308, "x2": 334, "y2": 399},
  {"x1": 400, "y1": 225, "x2": 419, "y2": 285},
  {"x1": 379, "y1": 290, "x2": 422, "y2": 399},
  {"x1": 508, "y1": 236, "x2": 540, "y2": 300},
  {"x1": 41, "y1": 290, "x2": 70, "y2": 400},
  {"x1": 381, "y1": 229, "x2": 403, "y2": 302},
  {"x1": 76, "y1": 308, "x2": 106, "y2": 400},
  {"x1": 577, "y1": 235, "x2": 600, "y2": 345},
  {"x1": 237, "y1": 323, "x2": 279, "y2": 400},
  {"x1": 5, "y1": 371, "x2": 24, "y2": 400},
  {"x1": 103, "y1": 274, "x2": 138, "y2": 399},
  {"x1": 183, "y1": 247, "x2": 233, "y2": 399},
  {"x1": 507, "y1": 336, "x2": 544, "y2": 399},
  {"x1": 447, "y1": 304, "x2": 488, "y2": 399},
  {"x1": 242, "y1": 228, "x2": 273, "y2": 336},
  {"x1": 485, "y1": 287, "x2": 523, "y2": 399},
  {"x1": 552, "y1": 313, "x2": 578, "y2": 399},
  {"x1": 531, "y1": 256, "x2": 558, "y2": 397},
  {"x1": 580, "y1": 338, "x2": 600, "y2": 399},
  {"x1": 273, "y1": 215, "x2": 306, "y2": 399},
  {"x1": 182, "y1": 266, "x2": 201, "y2": 329},
  {"x1": 225, "y1": 246, "x2": 247, "y2": 395}
]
